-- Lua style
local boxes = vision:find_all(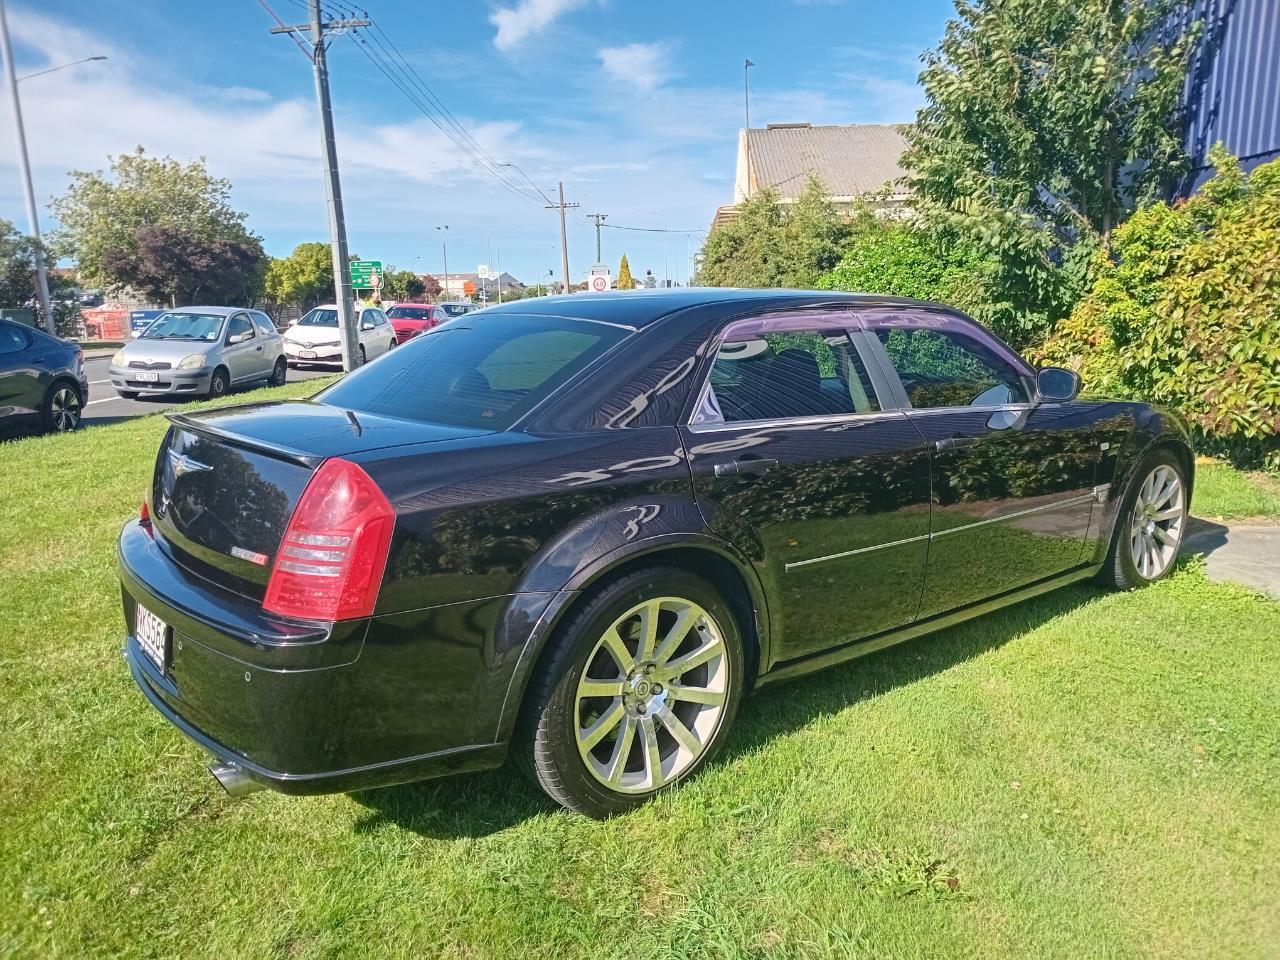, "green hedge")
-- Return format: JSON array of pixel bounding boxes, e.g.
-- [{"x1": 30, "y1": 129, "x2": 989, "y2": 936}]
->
[{"x1": 1040, "y1": 148, "x2": 1280, "y2": 471}]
